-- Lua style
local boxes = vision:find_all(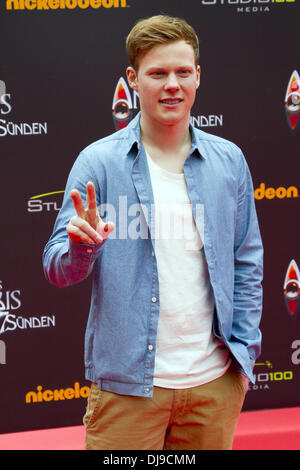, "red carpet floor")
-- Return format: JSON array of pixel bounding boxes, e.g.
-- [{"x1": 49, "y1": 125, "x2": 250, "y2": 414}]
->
[{"x1": 0, "y1": 407, "x2": 299, "y2": 450}]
